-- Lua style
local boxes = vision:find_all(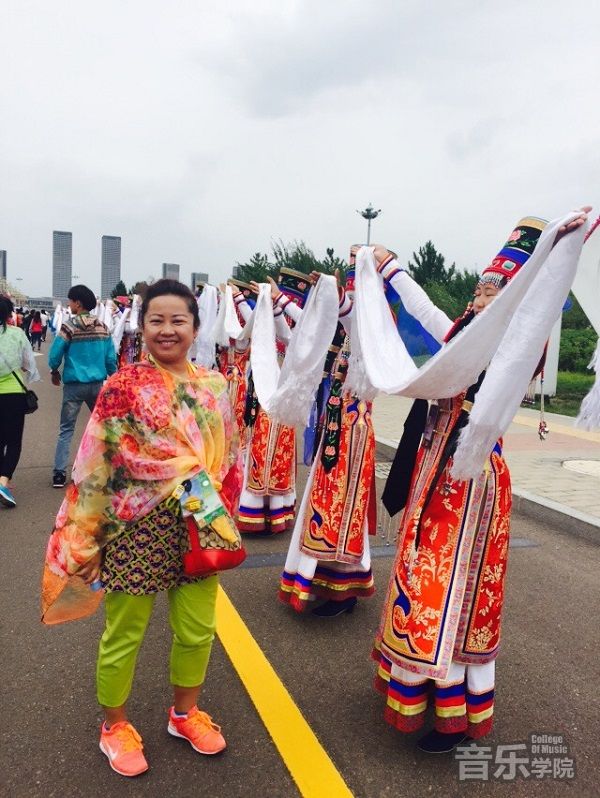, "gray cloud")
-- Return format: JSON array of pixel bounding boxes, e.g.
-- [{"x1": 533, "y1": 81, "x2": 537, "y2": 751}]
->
[{"x1": 1, "y1": 0, "x2": 599, "y2": 298}]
